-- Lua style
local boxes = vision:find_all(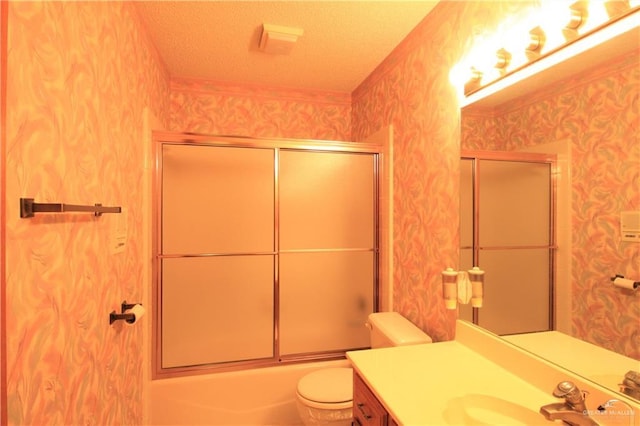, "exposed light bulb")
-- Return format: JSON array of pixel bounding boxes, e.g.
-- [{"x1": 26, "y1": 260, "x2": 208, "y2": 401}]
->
[
  {"x1": 452, "y1": 0, "x2": 631, "y2": 98},
  {"x1": 463, "y1": 67, "x2": 483, "y2": 96},
  {"x1": 525, "y1": 26, "x2": 546, "y2": 61},
  {"x1": 539, "y1": 0, "x2": 576, "y2": 52},
  {"x1": 603, "y1": 0, "x2": 631, "y2": 19},
  {"x1": 494, "y1": 48, "x2": 512, "y2": 76},
  {"x1": 581, "y1": 0, "x2": 610, "y2": 33}
]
